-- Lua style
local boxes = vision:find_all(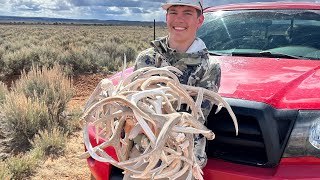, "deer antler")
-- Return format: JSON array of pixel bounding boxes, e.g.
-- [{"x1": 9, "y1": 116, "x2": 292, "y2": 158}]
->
[{"x1": 80, "y1": 65, "x2": 238, "y2": 180}]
